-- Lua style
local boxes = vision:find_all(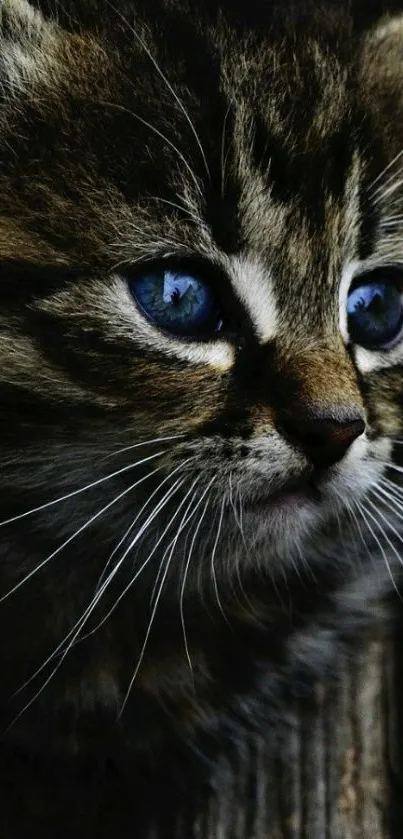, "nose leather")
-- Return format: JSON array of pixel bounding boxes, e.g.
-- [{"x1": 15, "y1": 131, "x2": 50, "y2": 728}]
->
[{"x1": 279, "y1": 414, "x2": 365, "y2": 468}]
